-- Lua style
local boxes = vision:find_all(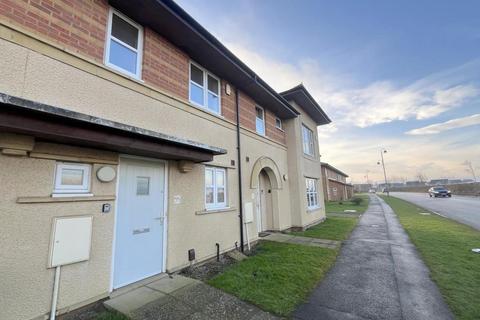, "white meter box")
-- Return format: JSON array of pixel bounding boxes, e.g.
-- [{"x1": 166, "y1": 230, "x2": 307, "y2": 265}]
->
[
  {"x1": 244, "y1": 202, "x2": 253, "y2": 223},
  {"x1": 49, "y1": 216, "x2": 93, "y2": 267}
]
